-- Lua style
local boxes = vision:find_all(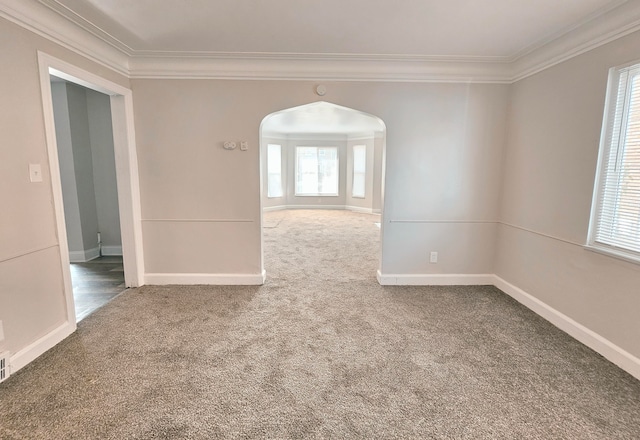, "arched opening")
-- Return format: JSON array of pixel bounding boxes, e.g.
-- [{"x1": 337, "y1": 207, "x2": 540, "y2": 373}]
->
[{"x1": 259, "y1": 101, "x2": 386, "y2": 280}]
